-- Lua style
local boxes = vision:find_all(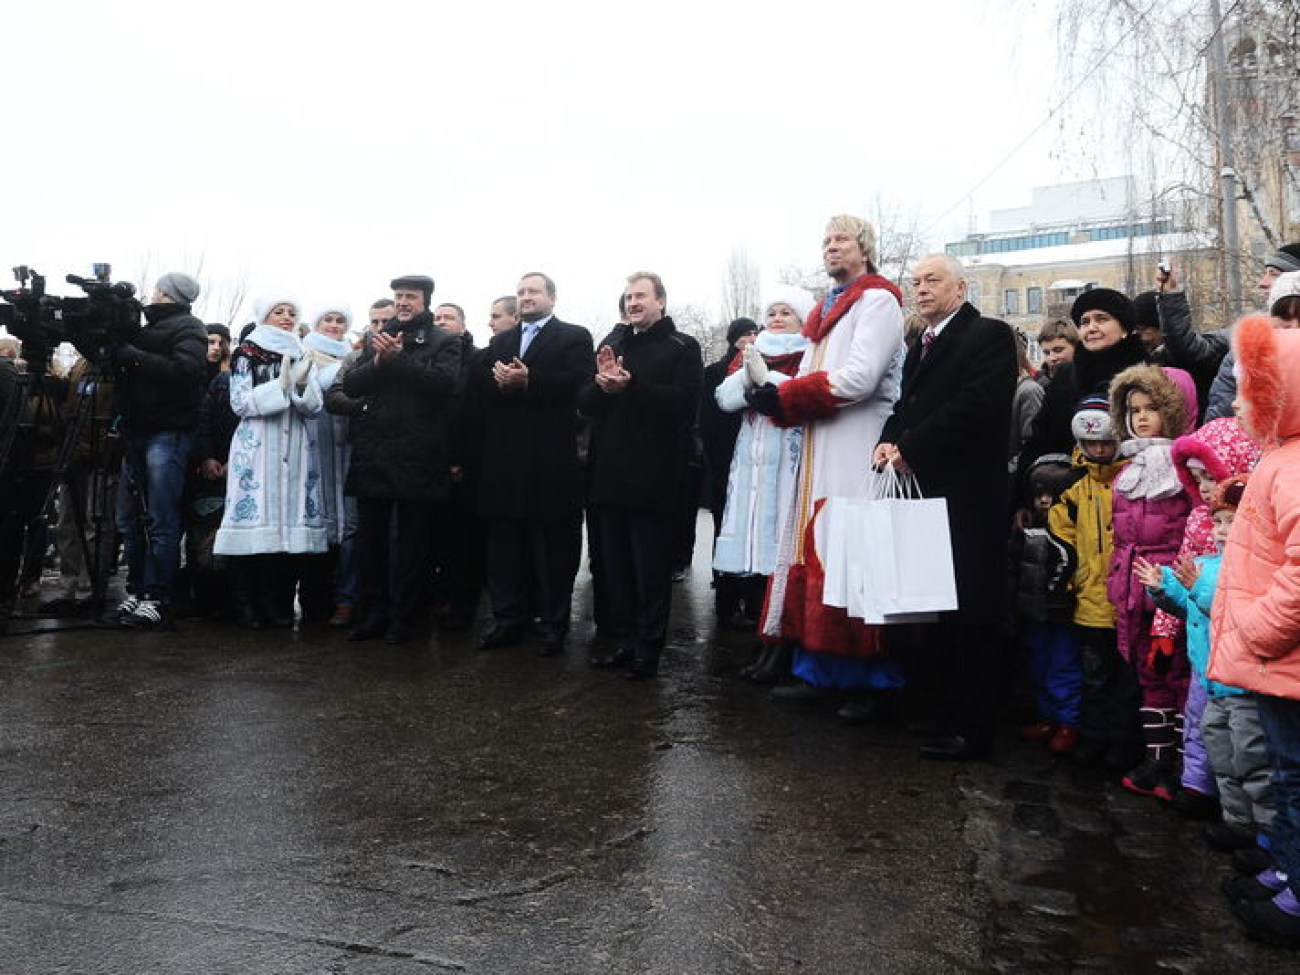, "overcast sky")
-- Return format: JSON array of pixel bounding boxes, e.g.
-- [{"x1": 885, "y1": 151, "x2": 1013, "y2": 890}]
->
[{"x1": 3, "y1": 0, "x2": 1077, "y2": 344}]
